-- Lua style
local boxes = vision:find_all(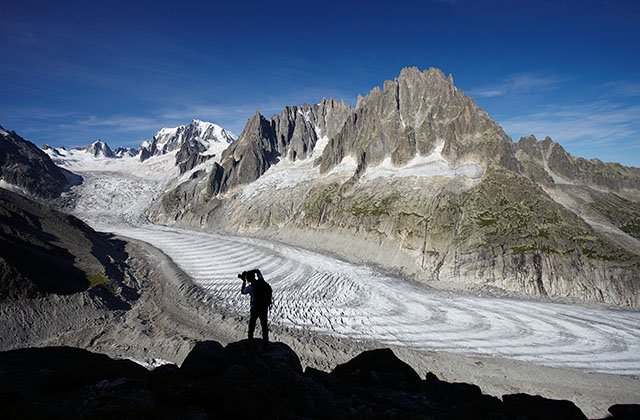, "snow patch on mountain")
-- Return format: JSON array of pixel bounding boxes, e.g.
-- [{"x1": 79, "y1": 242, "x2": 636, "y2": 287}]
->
[
  {"x1": 0, "y1": 179, "x2": 29, "y2": 195},
  {"x1": 240, "y1": 140, "x2": 482, "y2": 202},
  {"x1": 362, "y1": 143, "x2": 484, "y2": 181}
]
